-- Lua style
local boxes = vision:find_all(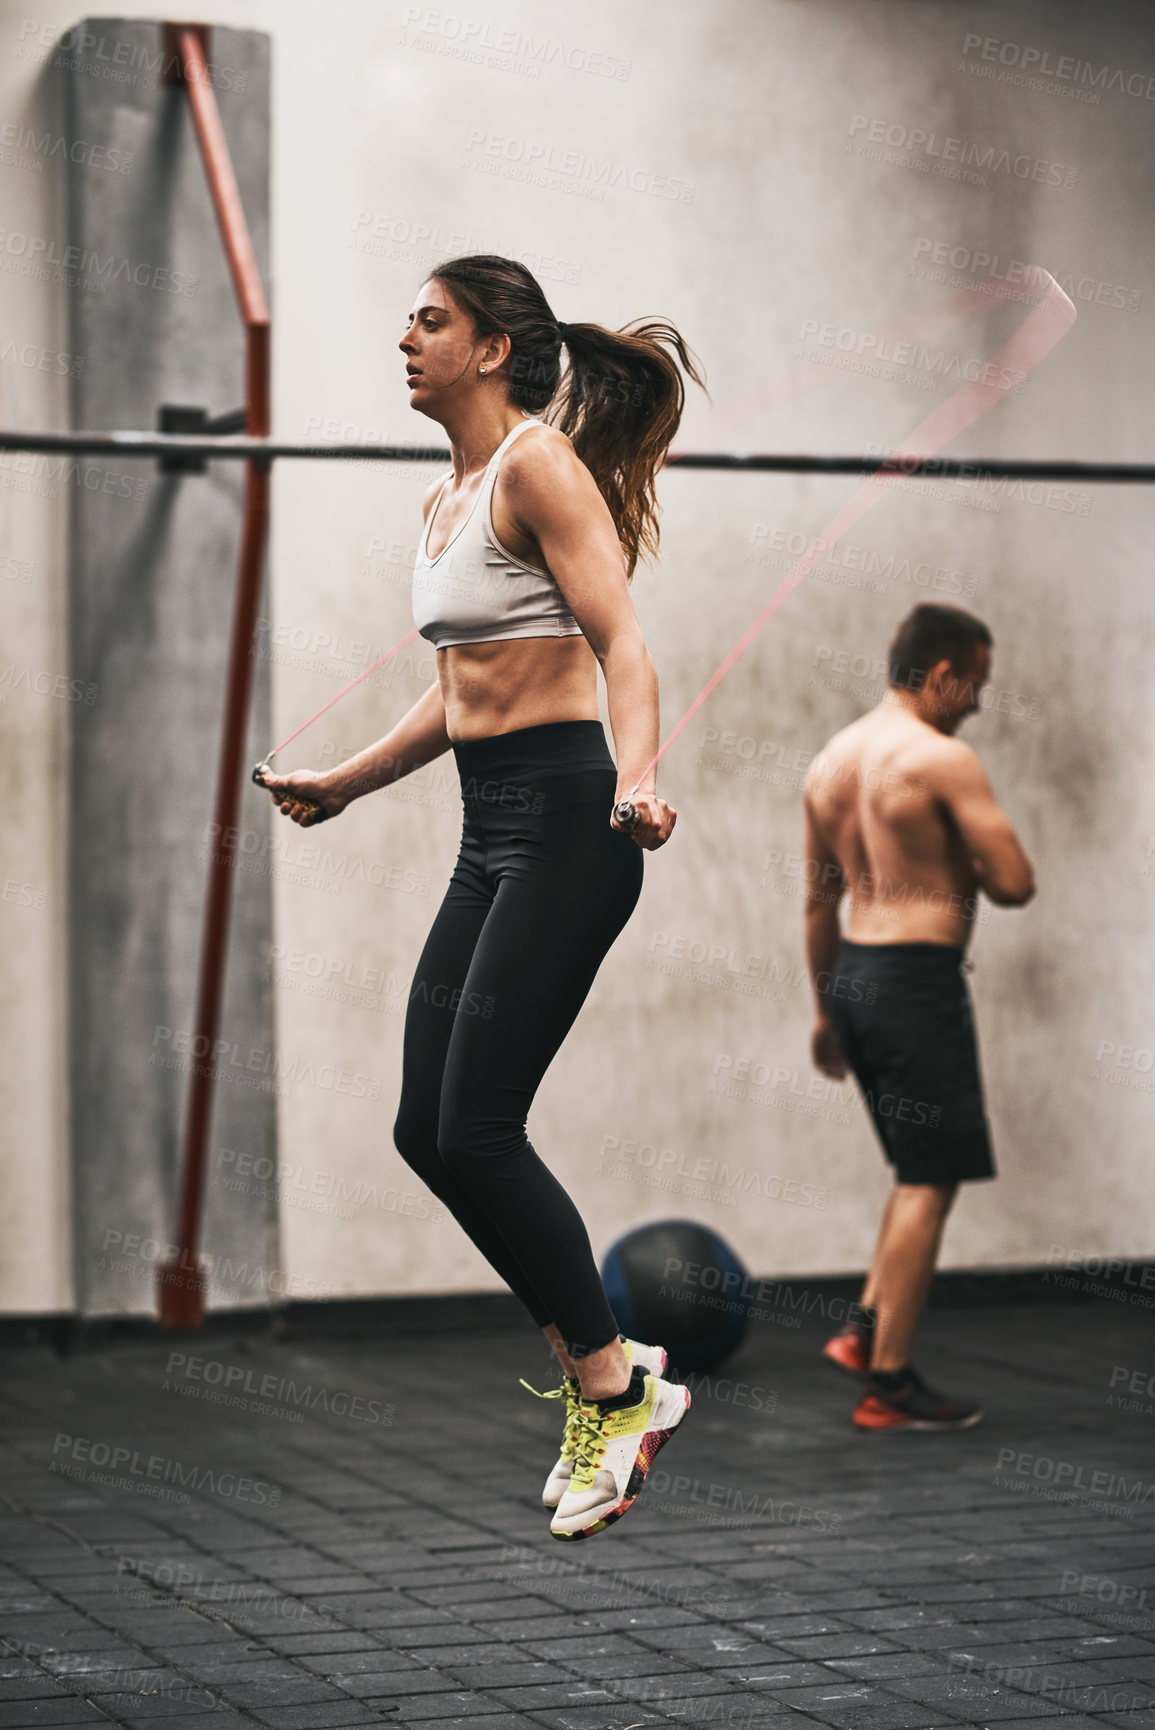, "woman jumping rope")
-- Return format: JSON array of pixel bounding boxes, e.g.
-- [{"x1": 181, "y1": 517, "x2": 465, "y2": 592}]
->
[{"x1": 262, "y1": 255, "x2": 704, "y2": 1540}]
